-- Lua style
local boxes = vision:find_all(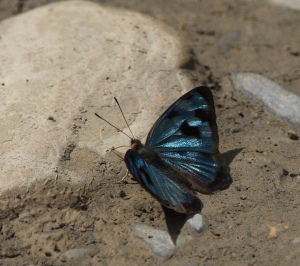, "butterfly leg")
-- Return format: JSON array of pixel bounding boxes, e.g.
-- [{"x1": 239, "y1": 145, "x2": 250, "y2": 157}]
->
[
  {"x1": 106, "y1": 146, "x2": 125, "y2": 161},
  {"x1": 117, "y1": 169, "x2": 130, "y2": 183}
]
